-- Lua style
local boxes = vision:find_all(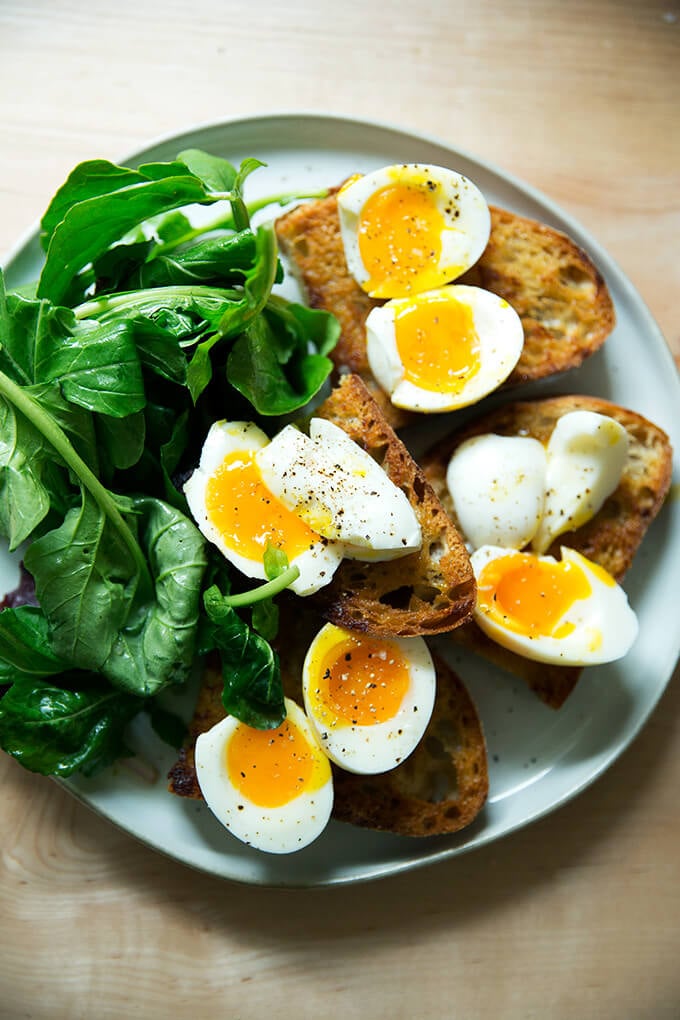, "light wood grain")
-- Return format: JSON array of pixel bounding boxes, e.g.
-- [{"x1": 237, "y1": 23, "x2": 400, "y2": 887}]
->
[{"x1": 1, "y1": 1, "x2": 679, "y2": 1017}]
